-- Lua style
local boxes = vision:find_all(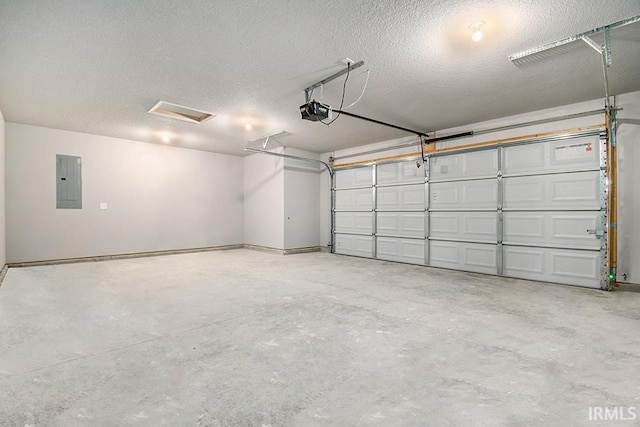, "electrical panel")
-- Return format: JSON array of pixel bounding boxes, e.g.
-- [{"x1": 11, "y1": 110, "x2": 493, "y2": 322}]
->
[{"x1": 56, "y1": 154, "x2": 82, "y2": 209}]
